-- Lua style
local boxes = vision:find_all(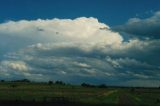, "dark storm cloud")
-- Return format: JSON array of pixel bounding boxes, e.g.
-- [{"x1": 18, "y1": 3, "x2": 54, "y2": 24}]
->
[{"x1": 112, "y1": 11, "x2": 160, "y2": 39}]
